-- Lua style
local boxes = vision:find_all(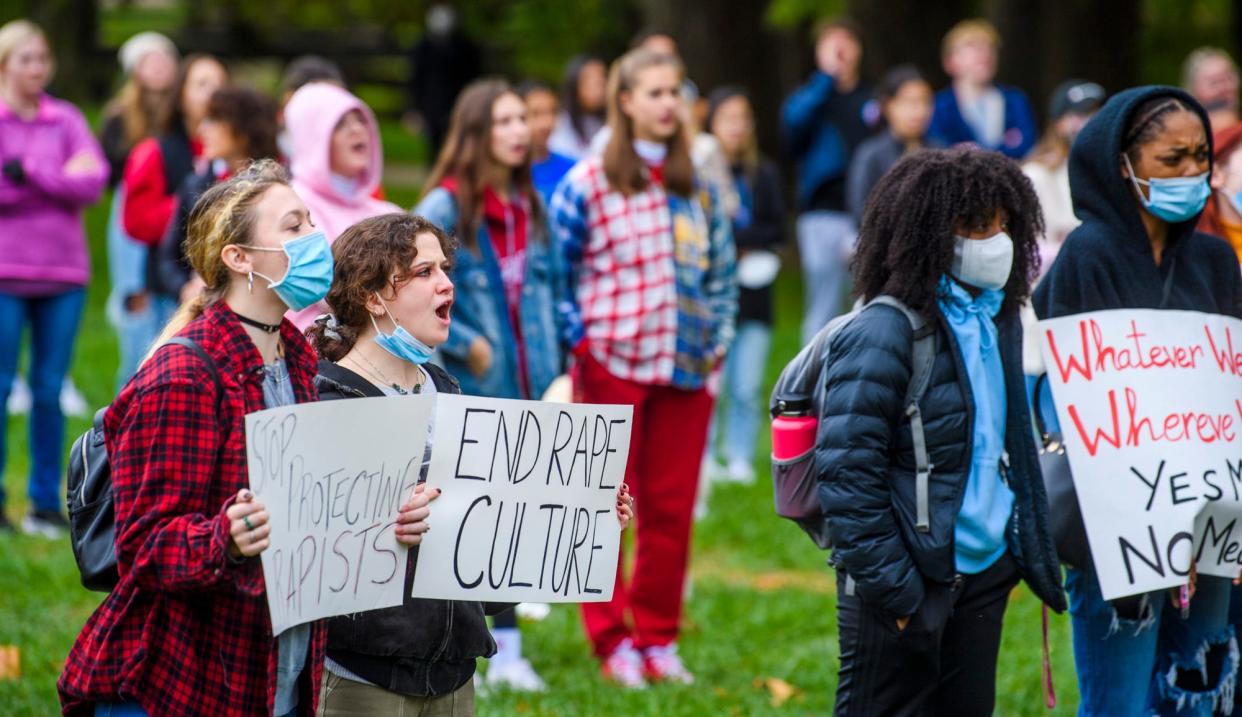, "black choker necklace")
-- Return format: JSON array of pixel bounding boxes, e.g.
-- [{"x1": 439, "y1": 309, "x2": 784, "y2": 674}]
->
[{"x1": 233, "y1": 311, "x2": 282, "y2": 334}]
